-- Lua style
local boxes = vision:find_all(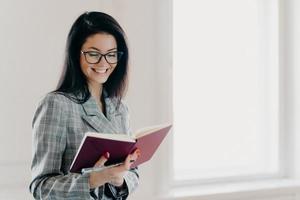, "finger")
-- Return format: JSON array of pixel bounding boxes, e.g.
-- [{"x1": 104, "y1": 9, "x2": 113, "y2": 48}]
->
[
  {"x1": 110, "y1": 156, "x2": 132, "y2": 172},
  {"x1": 128, "y1": 148, "x2": 140, "y2": 164},
  {"x1": 94, "y1": 152, "x2": 110, "y2": 167},
  {"x1": 109, "y1": 150, "x2": 140, "y2": 172},
  {"x1": 123, "y1": 154, "x2": 136, "y2": 170},
  {"x1": 132, "y1": 148, "x2": 141, "y2": 158}
]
